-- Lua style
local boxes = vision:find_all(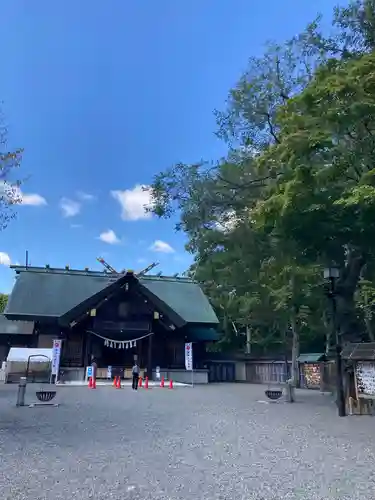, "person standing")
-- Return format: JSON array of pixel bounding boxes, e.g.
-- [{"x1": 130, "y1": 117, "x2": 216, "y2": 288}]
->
[
  {"x1": 132, "y1": 362, "x2": 140, "y2": 390},
  {"x1": 91, "y1": 356, "x2": 98, "y2": 384}
]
